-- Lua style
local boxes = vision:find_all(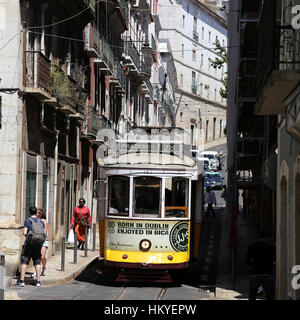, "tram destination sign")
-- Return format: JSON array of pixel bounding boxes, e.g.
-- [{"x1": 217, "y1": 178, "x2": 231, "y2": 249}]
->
[{"x1": 105, "y1": 219, "x2": 190, "y2": 252}]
